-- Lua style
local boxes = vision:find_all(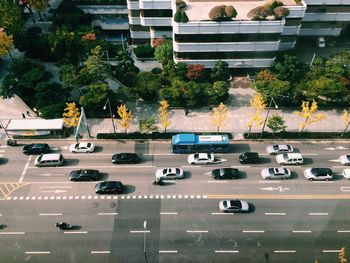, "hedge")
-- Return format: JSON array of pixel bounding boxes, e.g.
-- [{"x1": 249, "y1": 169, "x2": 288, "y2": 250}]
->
[
  {"x1": 245, "y1": 132, "x2": 350, "y2": 139},
  {"x1": 97, "y1": 132, "x2": 233, "y2": 140}
]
